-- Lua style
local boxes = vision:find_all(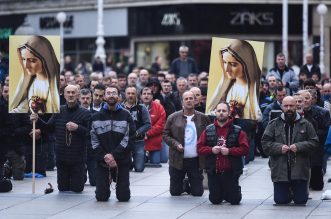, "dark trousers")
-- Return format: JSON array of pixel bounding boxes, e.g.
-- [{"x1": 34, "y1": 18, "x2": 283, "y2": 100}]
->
[
  {"x1": 310, "y1": 166, "x2": 324, "y2": 190},
  {"x1": 169, "y1": 157, "x2": 203, "y2": 196},
  {"x1": 86, "y1": 153, "x2": 96, "y2": 186},
  {"x1": 25, "y1": 142, "x2": 47, "y2": 176},
  {"x1": 56, "y1": 161, "x2": 85, "y2": 193},
  {"x1": 46, "y1": 135, "x2": 56, "y2": 170},
  {"x1": 207, "y1": 172, "x2": 242, "y2": 205},
  {"x1": 273, "y1": 180, "x2": 308, "y2": 204},
  {"x1": 6, "y1": 150, "x2": 25, "y2": 180},
  {"x1": 95, "y1": 162, "x2": 130, "y2": 202}
]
